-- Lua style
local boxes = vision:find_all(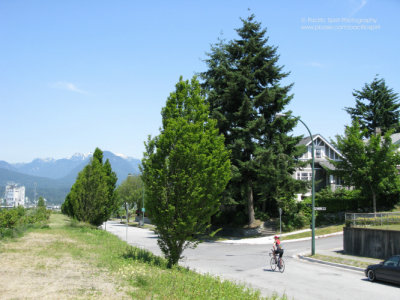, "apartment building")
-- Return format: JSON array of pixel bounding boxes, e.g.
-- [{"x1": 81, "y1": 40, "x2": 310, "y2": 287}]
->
[{"x1": 5, "y1": 183, "x2": 25, "y2": 207}]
